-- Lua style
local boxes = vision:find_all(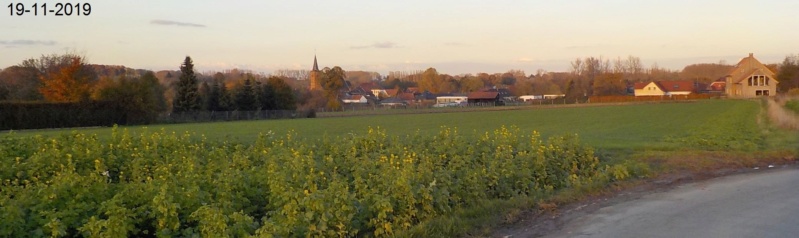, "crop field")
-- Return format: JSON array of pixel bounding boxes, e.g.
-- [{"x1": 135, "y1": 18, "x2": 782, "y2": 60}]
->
[
  {"x1": 9, "y1": 100, "x2": 787, "y2": 152},
  {"x1": 2, "y1": 100, "x2": 796, "y2": 237}
]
